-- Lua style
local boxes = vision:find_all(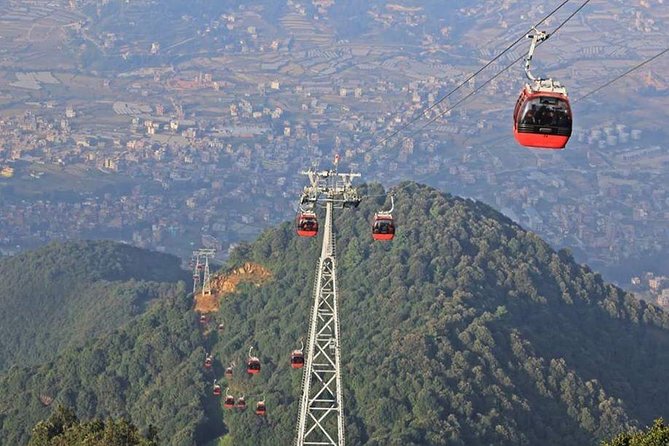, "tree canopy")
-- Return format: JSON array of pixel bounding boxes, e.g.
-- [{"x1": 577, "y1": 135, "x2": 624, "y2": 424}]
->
[
  {"x1": 0, "y1": 240, "x2": 189, "y2": 371},
  {"x1": 1, "y1": 183, "x2": 667, "y2": 445},
  {"x1": 602, "y1": 418, "x2": 669, "y2": 446},
  {"x1": 29, "y1": 405, "x2": 158, "y2": 446},
  {"x1": 211, "y1": 182, "x2": 669, "y2": 445}
]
